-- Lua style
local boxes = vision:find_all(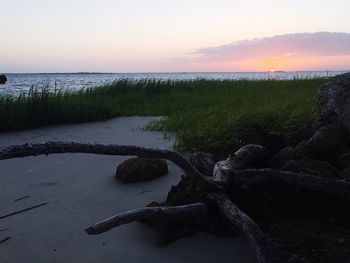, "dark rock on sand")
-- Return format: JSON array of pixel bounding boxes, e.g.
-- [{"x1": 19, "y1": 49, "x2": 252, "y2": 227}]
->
[
  {"x1": 116, "y1": 157, "x2": 168, "y2": 183},
  {"x1": 317, "y1": 72, "x2": 350, "y2": 131},
  {"x1": 190, "y1": 152, "x2": 218, "y2": 177},
  {"x1": 0, "y1": 74, "x2": 7, "y2": 84},
  {"x1": 281, "y1": 158, "x2": 342, "y2": 180}
]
